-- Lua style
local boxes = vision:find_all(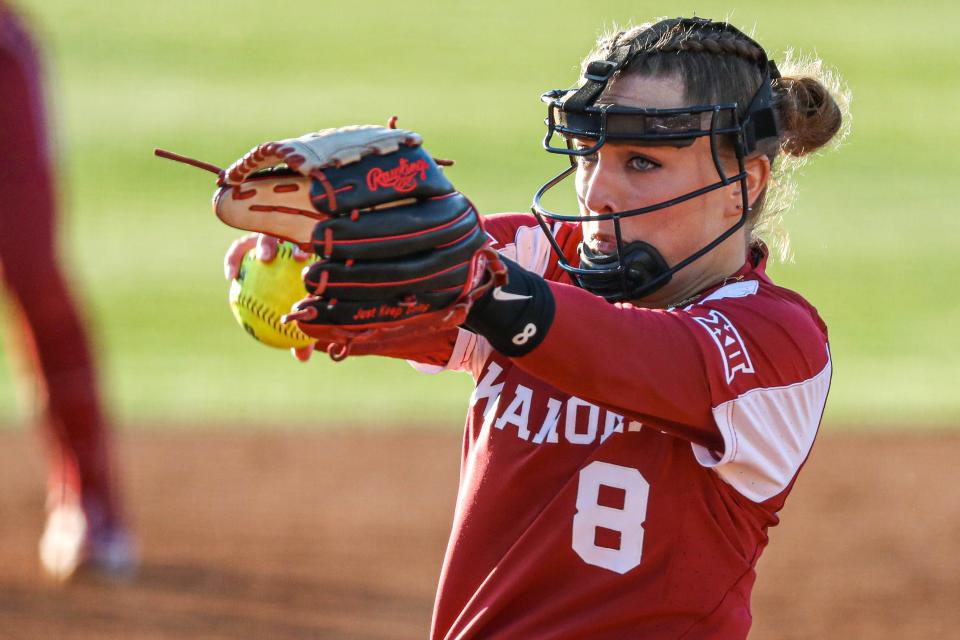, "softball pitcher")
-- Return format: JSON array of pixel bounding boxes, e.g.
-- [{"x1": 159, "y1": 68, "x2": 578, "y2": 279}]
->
[{"x1": 219, "y1": 15, "x2": 847, "y2": 638}]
